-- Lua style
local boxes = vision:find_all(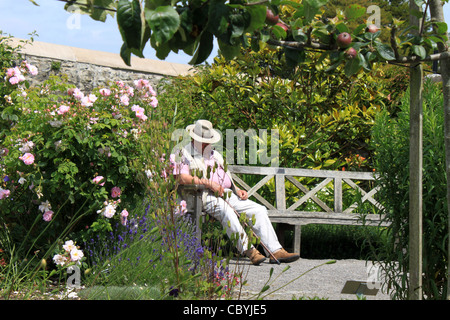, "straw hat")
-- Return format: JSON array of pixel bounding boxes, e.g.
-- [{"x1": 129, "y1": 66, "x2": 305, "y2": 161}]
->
[{"x1": 186, "y1": 119, "x2": 221, "y2": 144}]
